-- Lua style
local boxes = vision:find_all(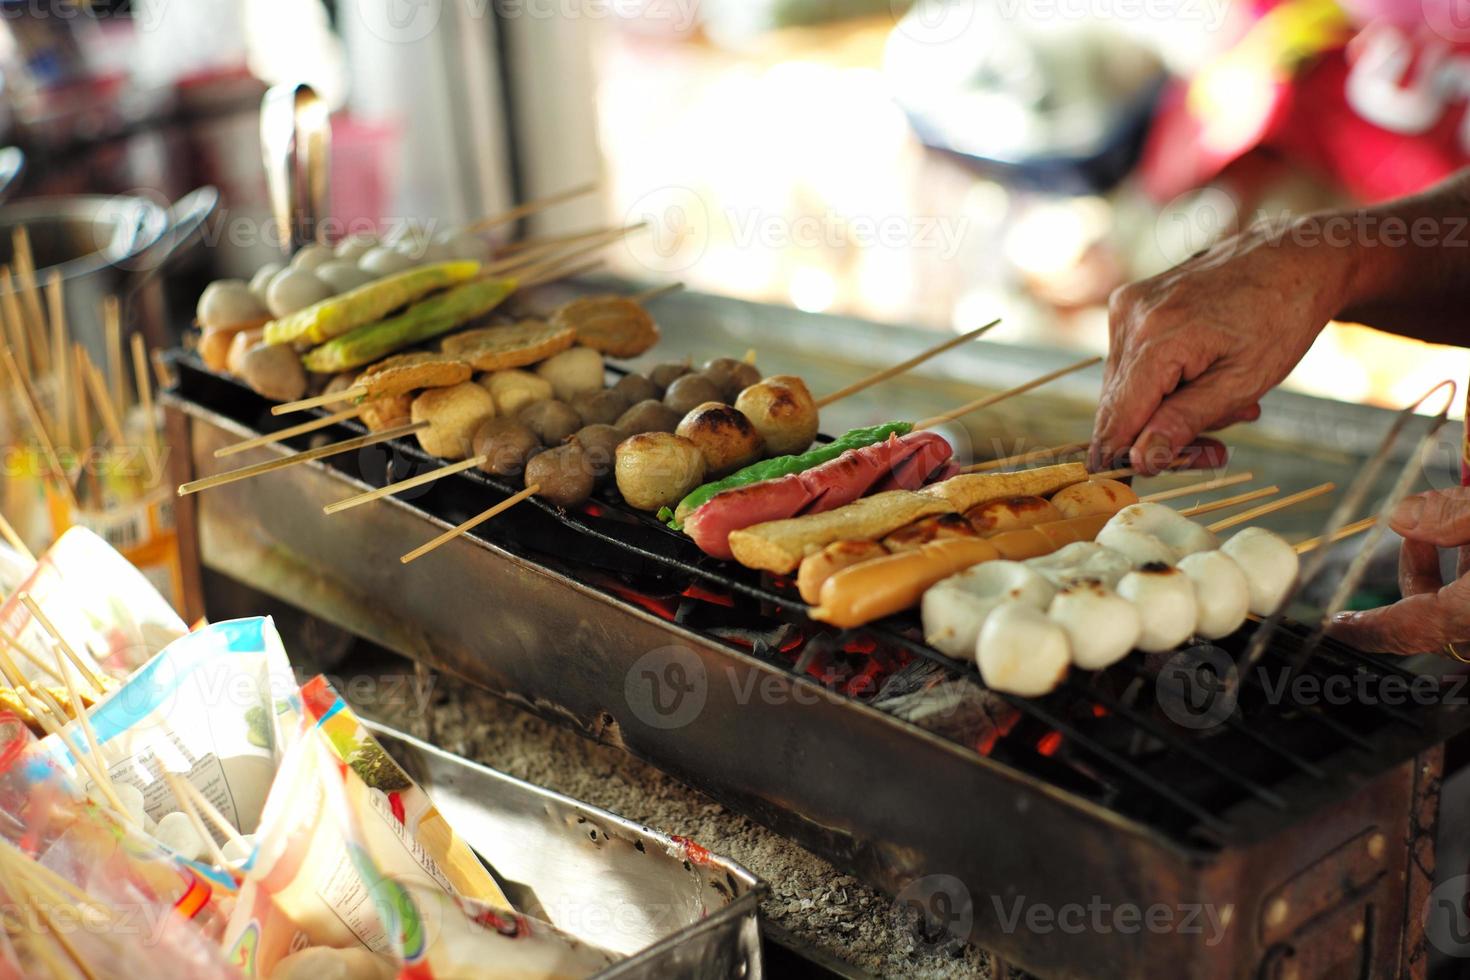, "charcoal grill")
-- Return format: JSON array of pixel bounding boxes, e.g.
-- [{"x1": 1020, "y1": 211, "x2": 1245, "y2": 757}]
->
[{"x1": 163, "y1": 328, "x2": 1470, "y2": 979}]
